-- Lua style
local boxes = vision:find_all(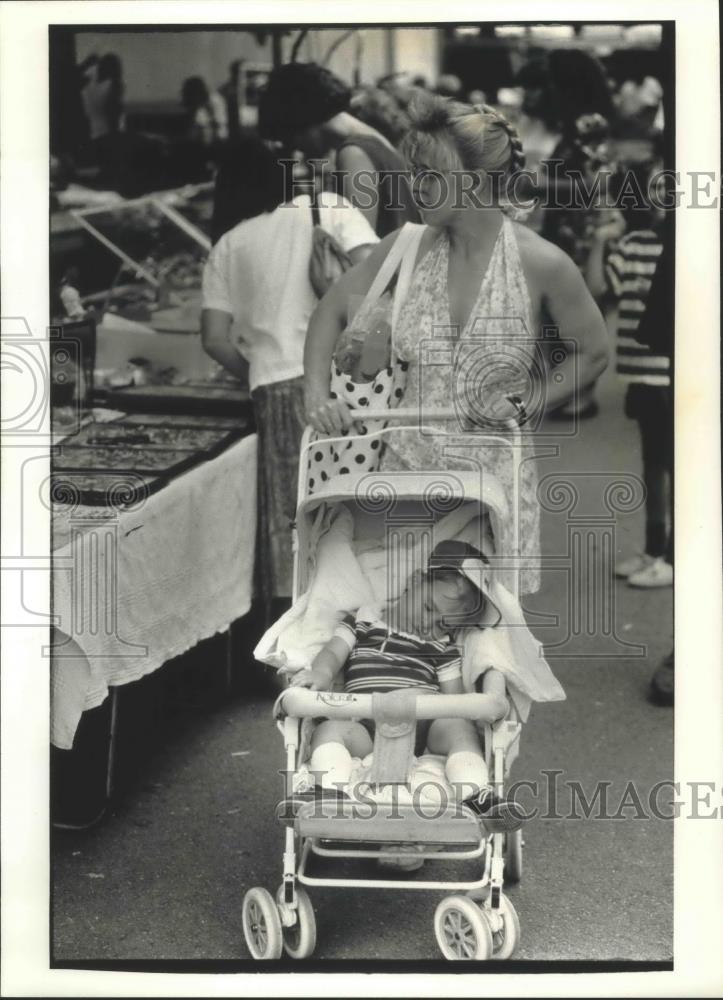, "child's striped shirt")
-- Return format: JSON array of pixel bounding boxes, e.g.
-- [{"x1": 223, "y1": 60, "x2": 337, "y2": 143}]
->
[{"x1": 333, "y1": 613, "x2": 462, "y2": 694}]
